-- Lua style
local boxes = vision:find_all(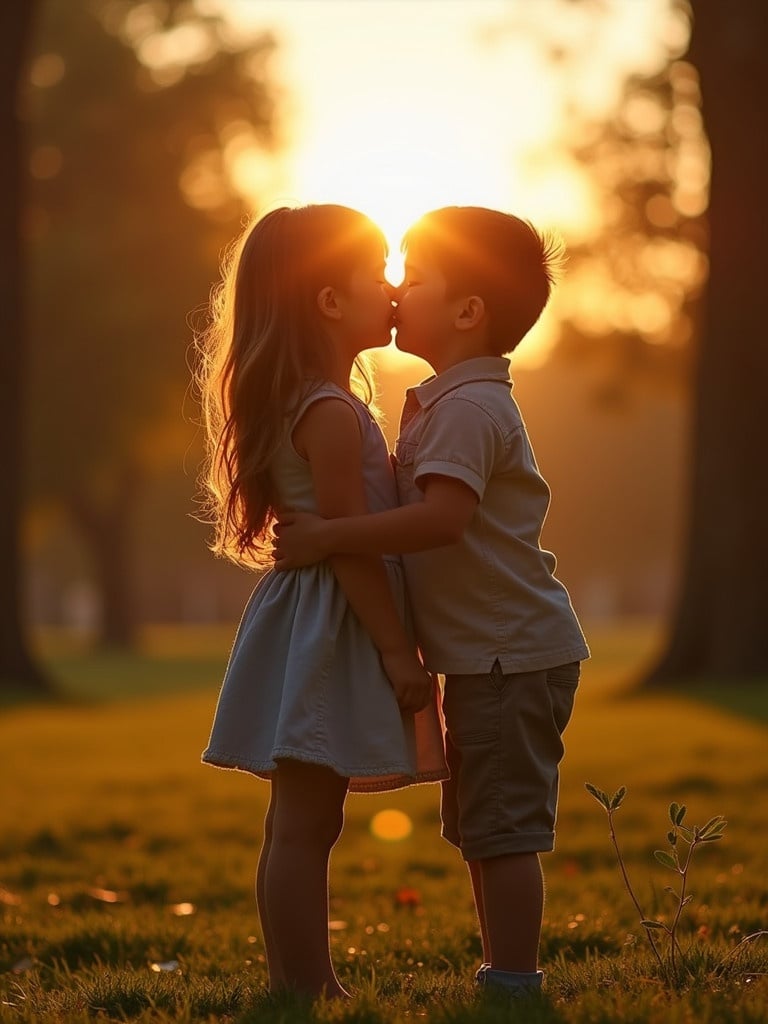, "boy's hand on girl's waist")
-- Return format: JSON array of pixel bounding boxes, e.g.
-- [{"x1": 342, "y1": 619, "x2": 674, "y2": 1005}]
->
[
  {"x1": 272, "y1": 511, "x2": 327, "y2": 570},
  {"x1": 380, "y1": 649, "x2": 433, "y2": 714}
]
